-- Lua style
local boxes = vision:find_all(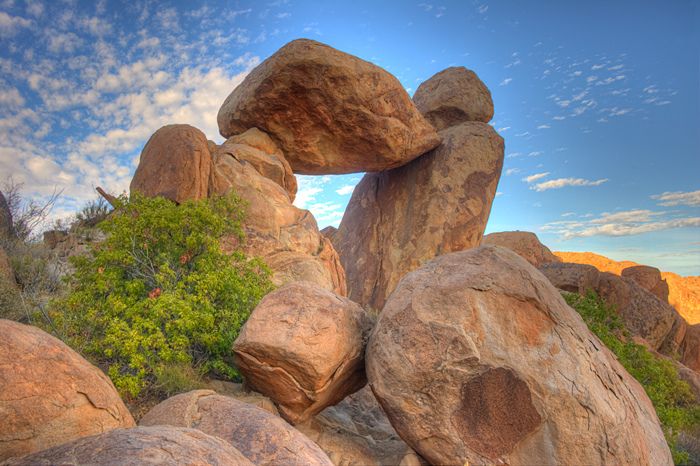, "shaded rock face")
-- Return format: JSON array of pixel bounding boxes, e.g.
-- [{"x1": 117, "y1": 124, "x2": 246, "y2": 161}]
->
[
  {"x1": 366, "y1": 246, "x2": 672, "y2": 466},
  {"x1": 140, "y1": 390, "x2": 332, "y2": 466},
  {"x1": 212, "y1": 127, "x2": 297, "y2": 202},
  {"x1": 5, "y1": 426, "x2": 253, "y2": 466},
  {"x1": 481, "y1": 230, "x2": 560, "y2": 268},
  {"x1": 538, "y1": 262, "x2": 601, "y2": 294},
  {"x1": 217, "y1": 39, "x2": 441, "y2": 174},
  {"x1": 233, "y1": 282, "x2": 372, "y2": 424},
  {"x1": 622, "y1": 265, "x2": 670, "y2": 303},
  {"x1": 413, "y1": 66, "x2": 494, "y2": 130},
  {"x1": 298, "y1": 386, "x2": 424, "y2": 466},
  {"x1": 130, "y1": 124, "x2": 212, "y2": 203},
  {"x1": 0, "y1": 191, "x2": 12, "y2": 239},
  {"x1": 334, "y1": 121, "x2": 504, "y2": 311},
  {"x1": 682, "y1": 324, "x2": 700, "y2": 372},
  {"x1": 0, "y1": 320, "x2": 135, "y2": 462}
]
